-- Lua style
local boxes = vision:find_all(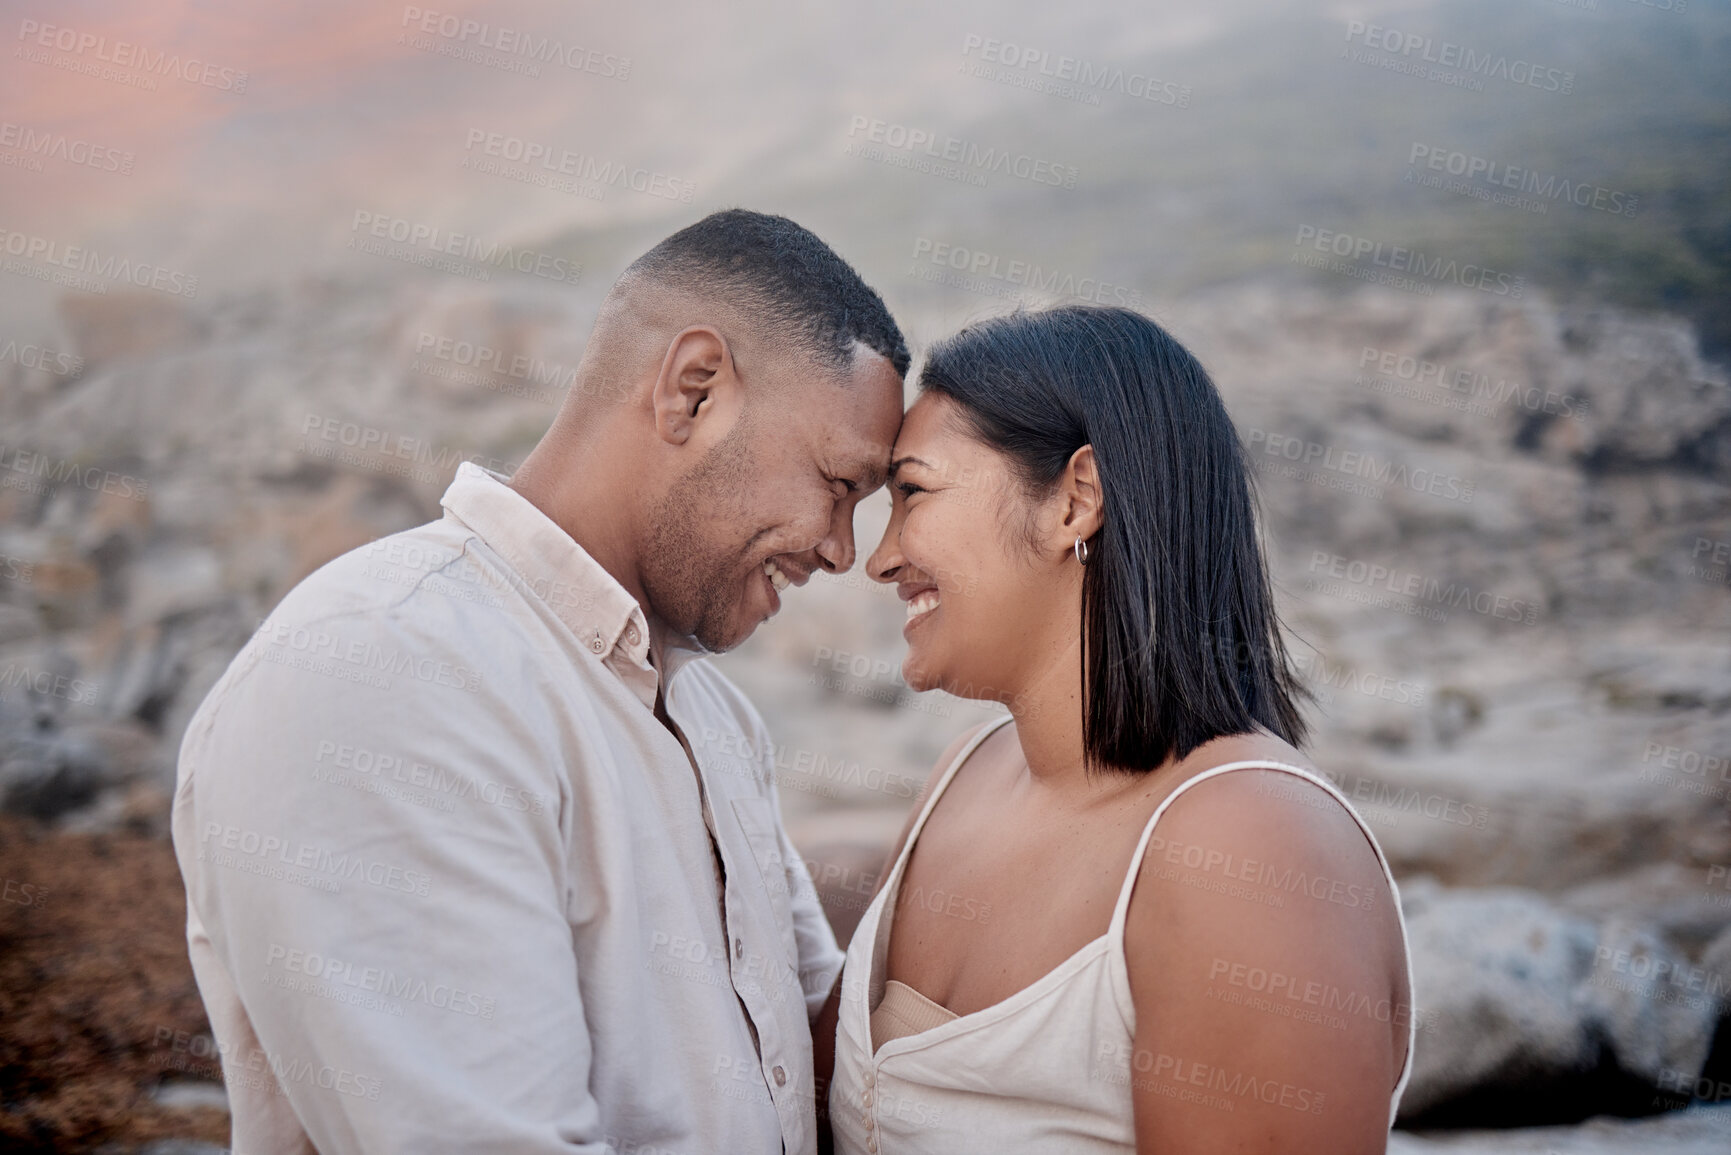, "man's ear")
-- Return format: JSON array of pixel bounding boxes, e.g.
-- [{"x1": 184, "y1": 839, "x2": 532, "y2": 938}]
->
[
  {"x1": 651, "y1": 325, "x2": 735, "y2": 446},
  {"x1": 1058, "y1": 444, "x2": 1105, "y2": 545}
]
